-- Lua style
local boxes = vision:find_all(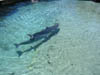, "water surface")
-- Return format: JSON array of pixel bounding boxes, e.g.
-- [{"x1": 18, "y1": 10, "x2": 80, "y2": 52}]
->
[{"x1": 0, "y1": 0, "x2": 100, "y2": 75}]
